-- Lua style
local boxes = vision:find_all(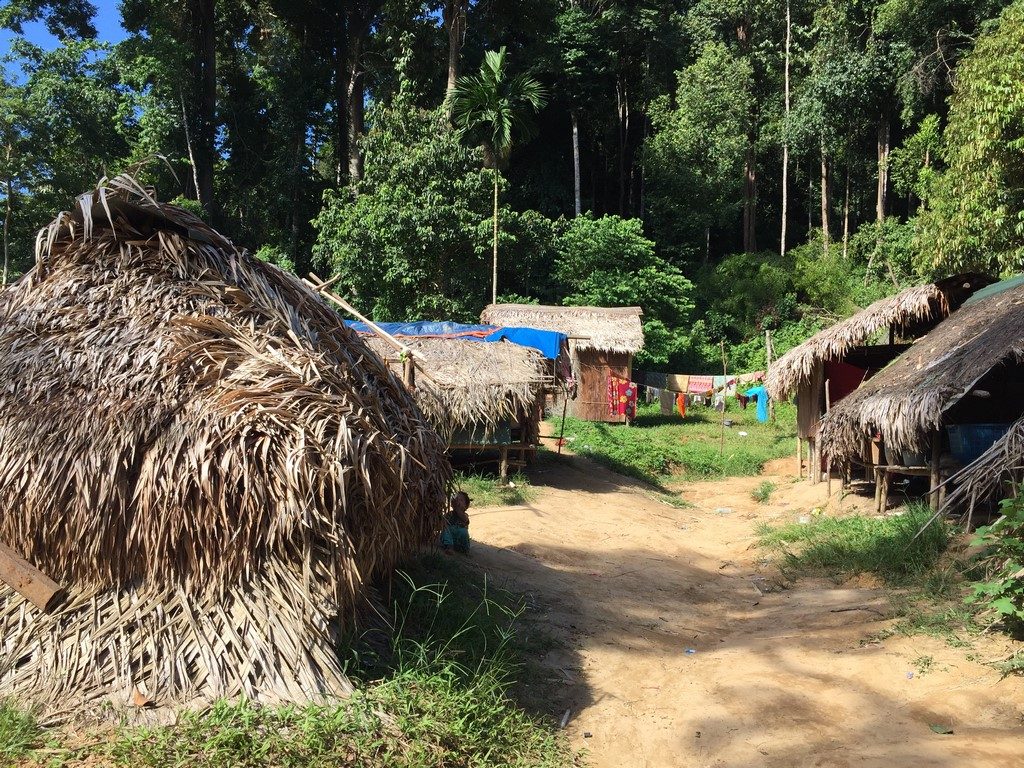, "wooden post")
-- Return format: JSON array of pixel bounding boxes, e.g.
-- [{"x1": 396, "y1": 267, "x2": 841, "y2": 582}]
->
[
  {"x1": 796, "y1": 436, "x2": 802, "y2": 478},
  {"x1": 719, "y1": 340, "x2": 727, "y2": 457},
  {"x1": 499, "y1": 446, "x2": 509, "y2": 482},
  {"x1": 765, "y1": 329, "x2": 775, "y2": 422},
  {"x1": 0, "y1": 542, "x2": 64, "y2": 612},
  {"x1": 930, "y1": 429, "x2": 942, "y2": 512},
  {"x1": 824, "y1": 379, "x2": 831, "y2": 491}
]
